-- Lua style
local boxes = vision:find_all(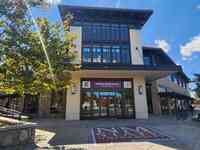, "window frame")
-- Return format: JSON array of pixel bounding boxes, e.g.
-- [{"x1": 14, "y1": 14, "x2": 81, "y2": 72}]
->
[{"x1": 82, "y1": 45, "x2": 131, "y2": 64}]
